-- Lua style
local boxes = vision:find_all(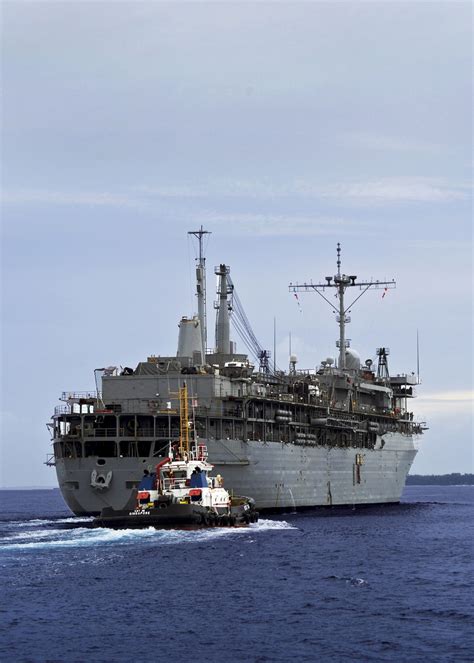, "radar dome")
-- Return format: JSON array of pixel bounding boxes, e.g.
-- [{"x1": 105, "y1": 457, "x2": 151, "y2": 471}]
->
[{"x1": 345, "y1": 348, "x2": 361, "y2": 370}]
